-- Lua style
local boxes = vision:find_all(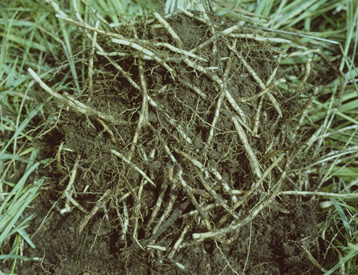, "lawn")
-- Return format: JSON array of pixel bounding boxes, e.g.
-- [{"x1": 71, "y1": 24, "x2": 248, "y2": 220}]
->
[{"x1": 1, "y1": 0, "x2": 357, "y2": 274}]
